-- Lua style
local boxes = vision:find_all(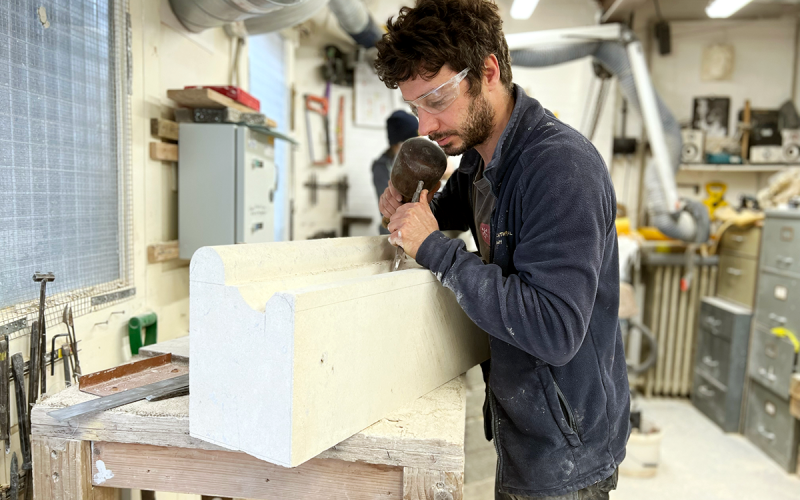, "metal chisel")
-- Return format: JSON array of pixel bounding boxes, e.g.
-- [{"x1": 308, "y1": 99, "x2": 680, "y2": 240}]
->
[{"x1": 391, "y1": 180, "x2": 424, "y2": 272}]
